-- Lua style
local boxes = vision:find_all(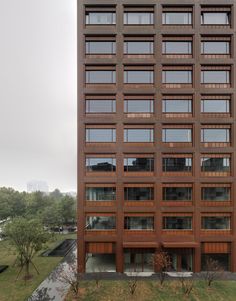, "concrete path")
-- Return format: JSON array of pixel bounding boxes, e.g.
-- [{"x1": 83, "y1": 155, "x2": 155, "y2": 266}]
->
[{"x1": 28, "y1": 247, "x2": 76, "y2": 301}]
